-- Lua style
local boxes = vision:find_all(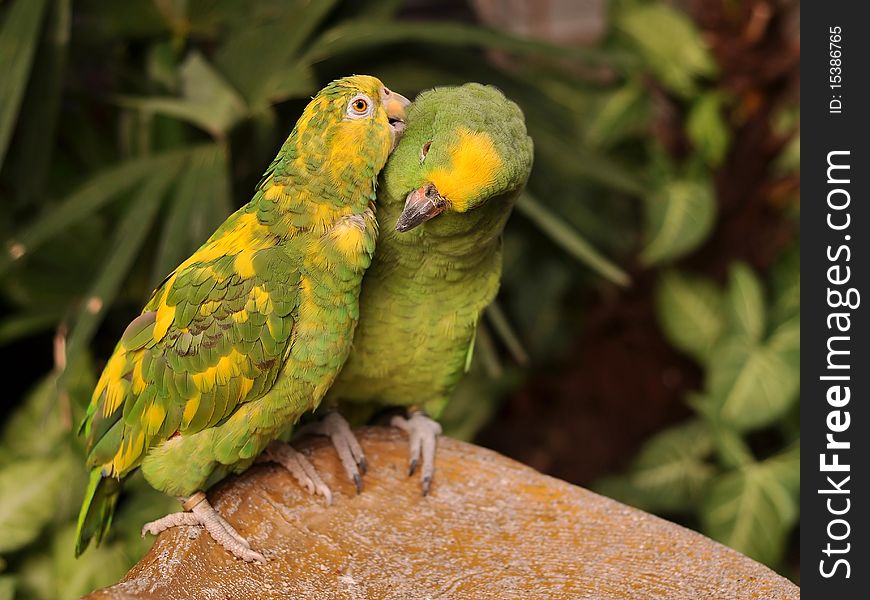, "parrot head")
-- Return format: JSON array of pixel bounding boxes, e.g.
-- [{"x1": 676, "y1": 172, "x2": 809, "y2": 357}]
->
[
  {"x1": 386, "y1": 83, "x2": 533, "y2": 232},
  {"x1": 298, "y1": 75, "x2": 410, "y2": 171}
]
